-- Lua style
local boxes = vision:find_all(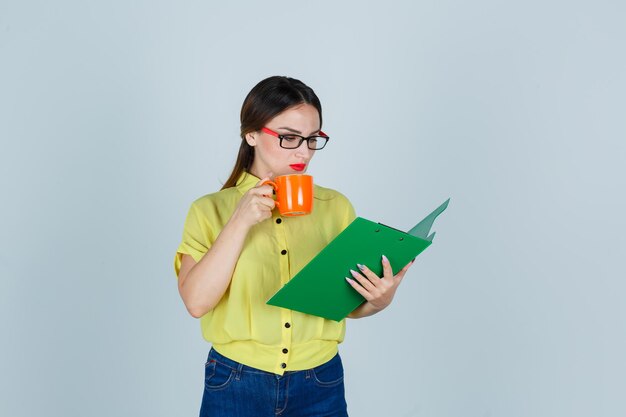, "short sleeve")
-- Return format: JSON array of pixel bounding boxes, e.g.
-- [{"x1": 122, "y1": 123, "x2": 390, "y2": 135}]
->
[
  {"x1": 332, "y1": 191, "x2": 356, "y2": 231},
  {"x1": 173, "y1": 202, "x2": 214, "y2": 277},
  {"x1": 342, "y1": 198, "x2": 356, "y2": 229}
]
